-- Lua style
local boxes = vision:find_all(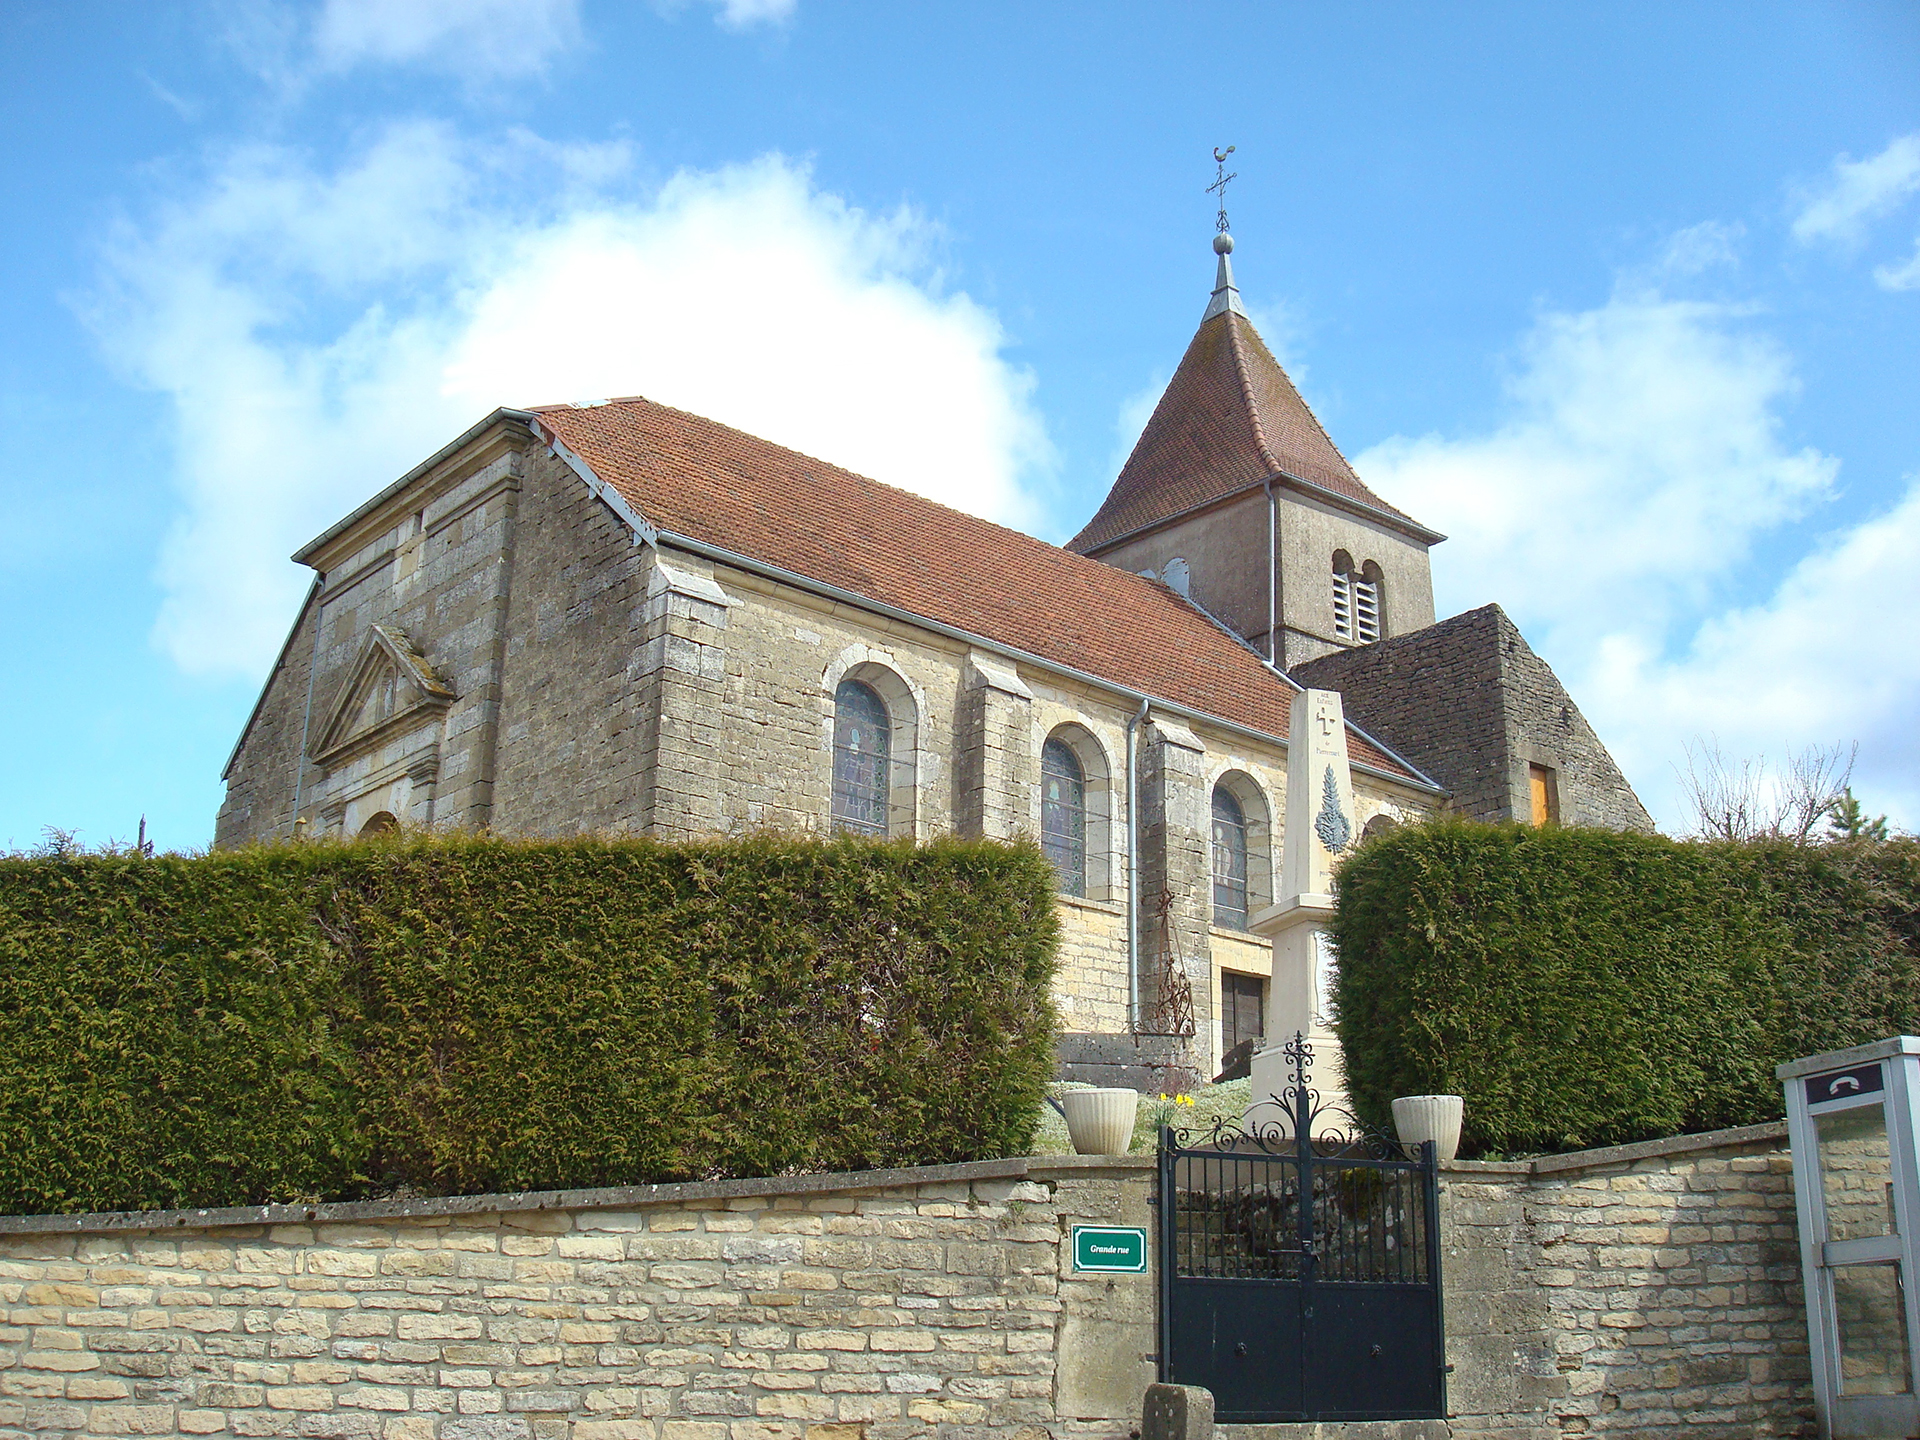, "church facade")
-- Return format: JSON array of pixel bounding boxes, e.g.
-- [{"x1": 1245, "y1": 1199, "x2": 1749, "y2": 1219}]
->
[{"x1": 217, "y1": 237, "x2": 1649, "y2": 1083}]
